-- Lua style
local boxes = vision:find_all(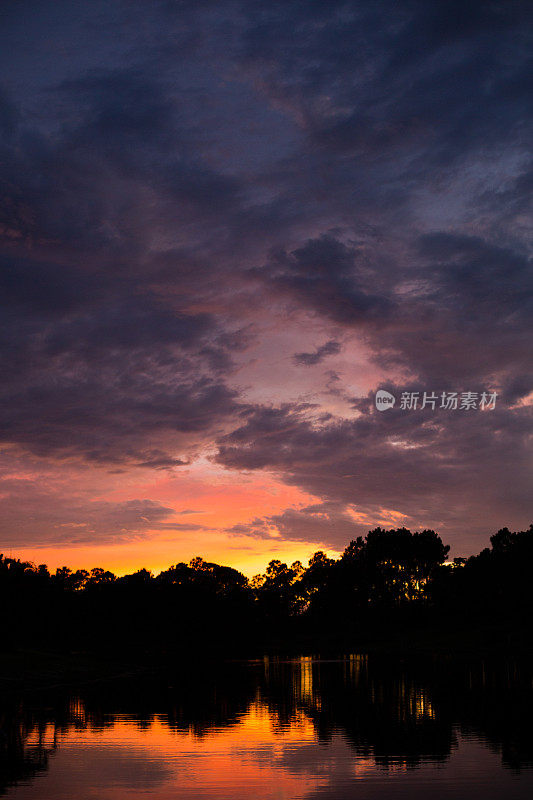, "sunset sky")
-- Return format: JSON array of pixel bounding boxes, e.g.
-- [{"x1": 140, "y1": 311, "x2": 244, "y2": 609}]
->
[{"x1": 0, "y1": 0, "x2": 531, "y2": 576}]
